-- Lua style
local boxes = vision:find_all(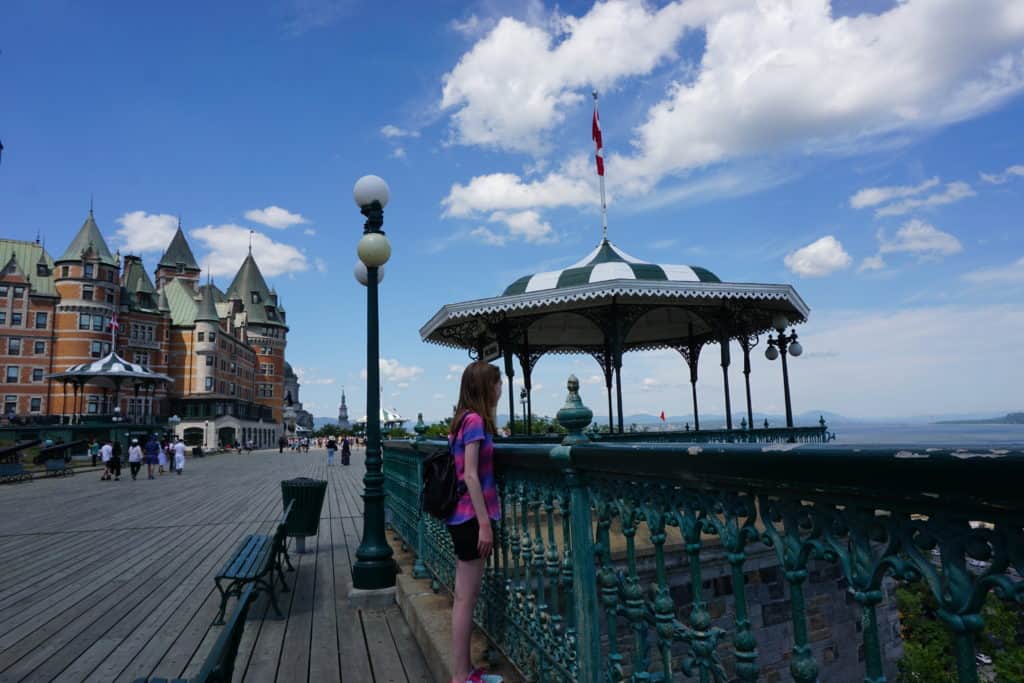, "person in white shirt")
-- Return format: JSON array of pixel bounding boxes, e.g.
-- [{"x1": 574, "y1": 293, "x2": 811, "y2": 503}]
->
[
  {"x1": 173, "y1": 439, "x2": 186, "y2": 475},
  {"x1": 99, "y1": 441, "x2": 113, "y2": 481},
  {"x1": 127, "y1": 439, "x2": 143, "y2": 480}
]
